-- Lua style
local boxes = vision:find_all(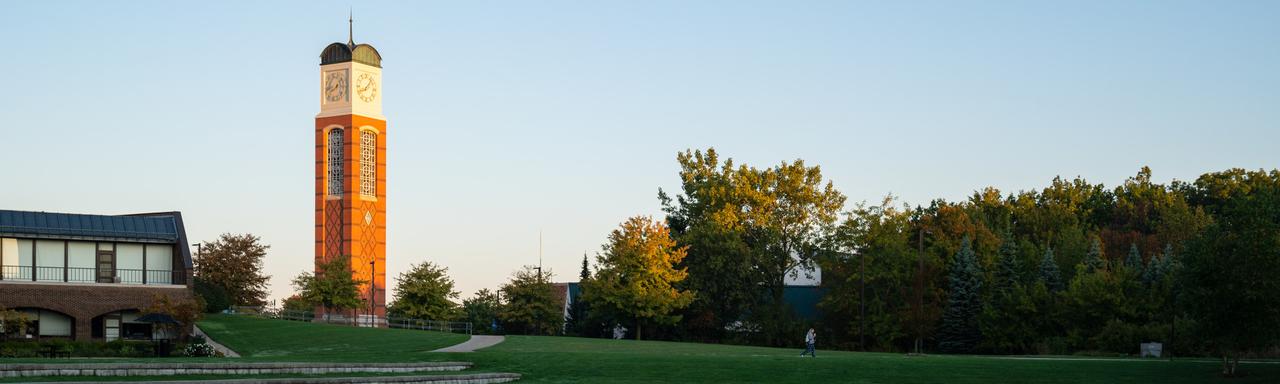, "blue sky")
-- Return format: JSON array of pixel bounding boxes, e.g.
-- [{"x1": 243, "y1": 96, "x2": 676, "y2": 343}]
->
[{"x1": 2, "y1": 1, "x2": 1277, "y2": 303}]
